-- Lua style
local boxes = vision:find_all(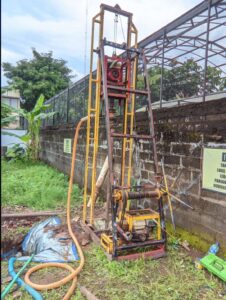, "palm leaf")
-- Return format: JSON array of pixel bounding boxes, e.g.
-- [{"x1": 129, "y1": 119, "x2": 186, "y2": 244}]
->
[
  {"x1": 20, "y1": 134, "x2": 31, "y2": 142},
  {"x1": 2, "y1": 131, "x2": 22, "y2": 139},
  {"x1": 33, "y1": 94, "x2": 45, "y2": 113},
  {"x1": 1, "y1": 115, "x2": 17, "y2": 126},
  {"x1": 2, "y1": 131, "x2": 30, "y2": 143}
]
